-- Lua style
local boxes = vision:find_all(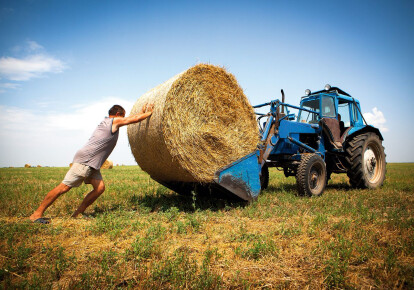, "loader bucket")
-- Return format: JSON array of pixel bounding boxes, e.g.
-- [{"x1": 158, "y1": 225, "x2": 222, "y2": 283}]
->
[{"x1": 213, "y1": 150, "x2": 262, "y2": 201}]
